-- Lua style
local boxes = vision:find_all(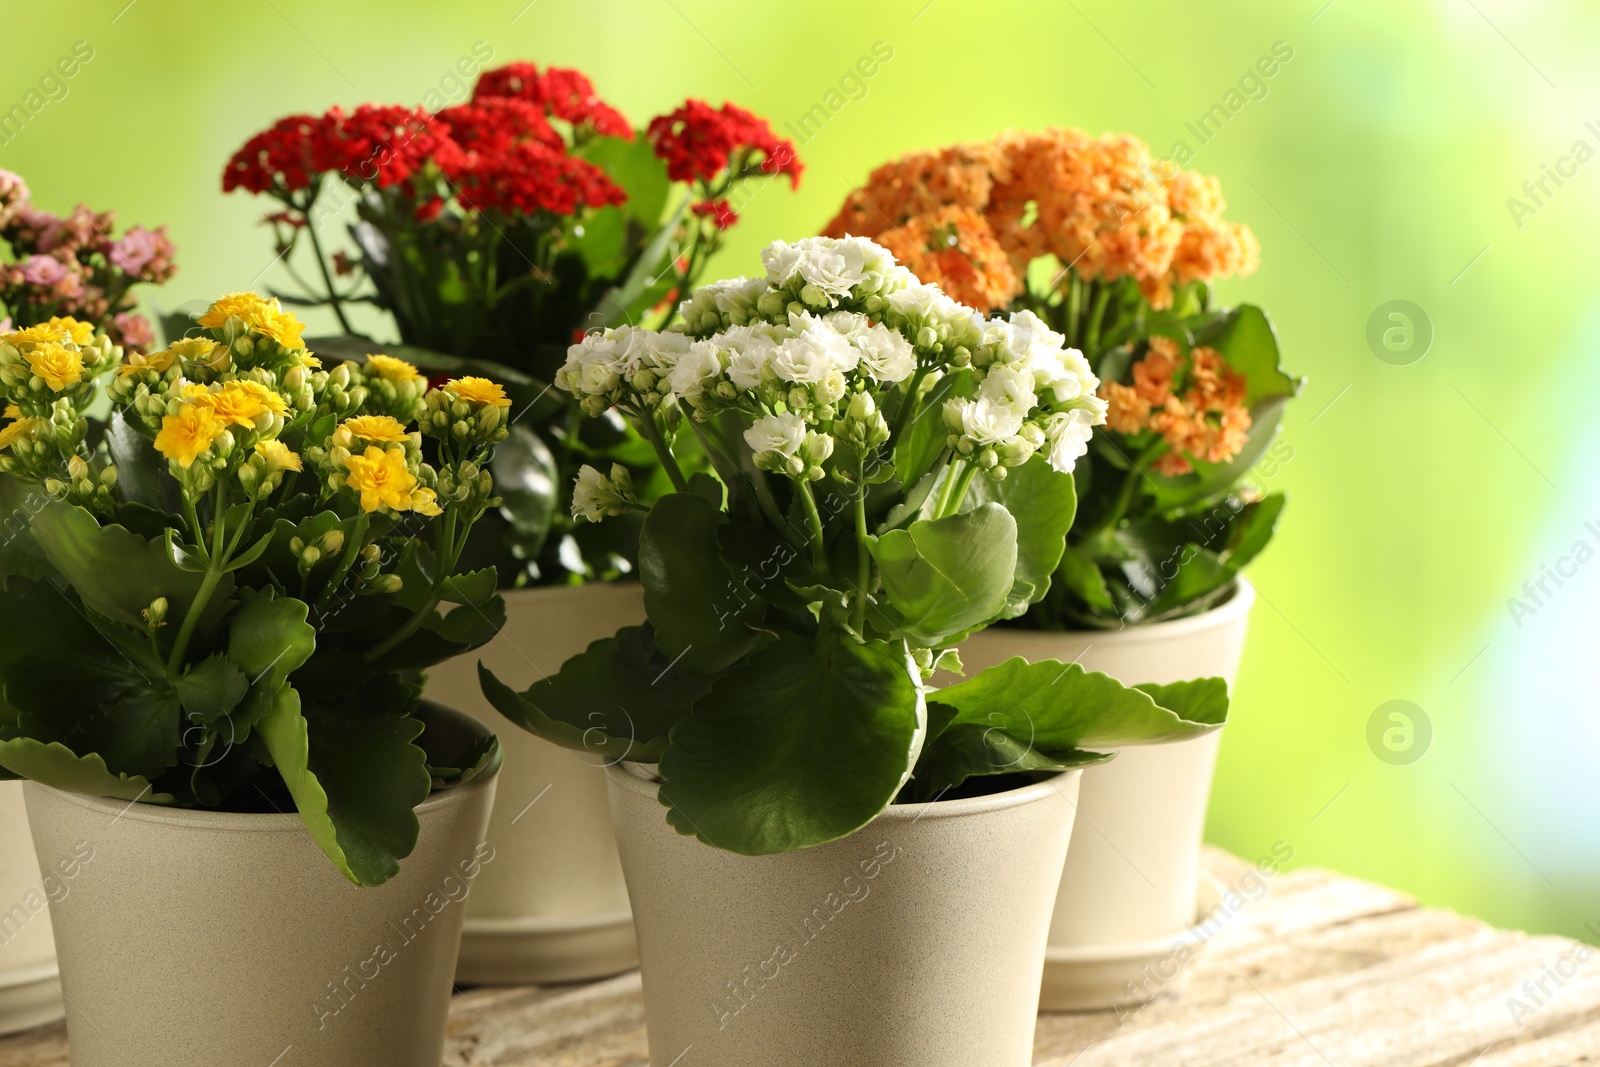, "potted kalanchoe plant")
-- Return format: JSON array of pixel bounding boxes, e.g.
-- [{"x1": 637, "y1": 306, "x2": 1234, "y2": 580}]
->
[
  {"x1": 0, "y1": 167, "x2": 177, "y2": 1037},
  {"x1": 824, "y1": 128, "x2": 1302, "y2": 1008},
  {"x1": 223, "y1": 62, "x2": 803, "y2": 982},
  {"x1": 481, "y1": 235, "x2": 1229, "y2": 1066},
  {"x1": 0, "y1": 293, "x2": 508, "y2": 1067}
]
